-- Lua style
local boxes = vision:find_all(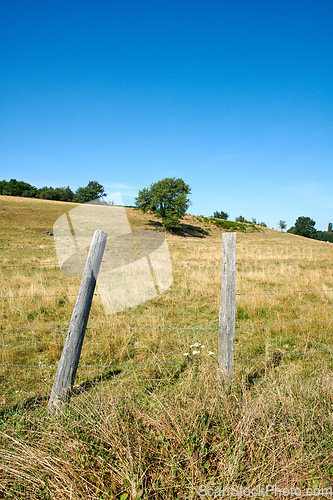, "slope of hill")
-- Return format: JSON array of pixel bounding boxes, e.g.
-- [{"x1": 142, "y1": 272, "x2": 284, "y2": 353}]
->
[{"x1": 0, "y1": 195, "x2": 332, "y2": 498}]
